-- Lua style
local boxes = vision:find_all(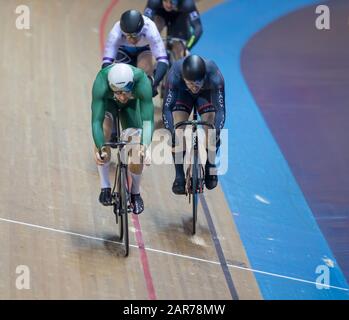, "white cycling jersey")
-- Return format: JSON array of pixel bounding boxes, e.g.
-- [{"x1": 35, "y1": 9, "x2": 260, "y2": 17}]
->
[{"x1": 103, "y1": 15, "x2": 168, "y2": 65}]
